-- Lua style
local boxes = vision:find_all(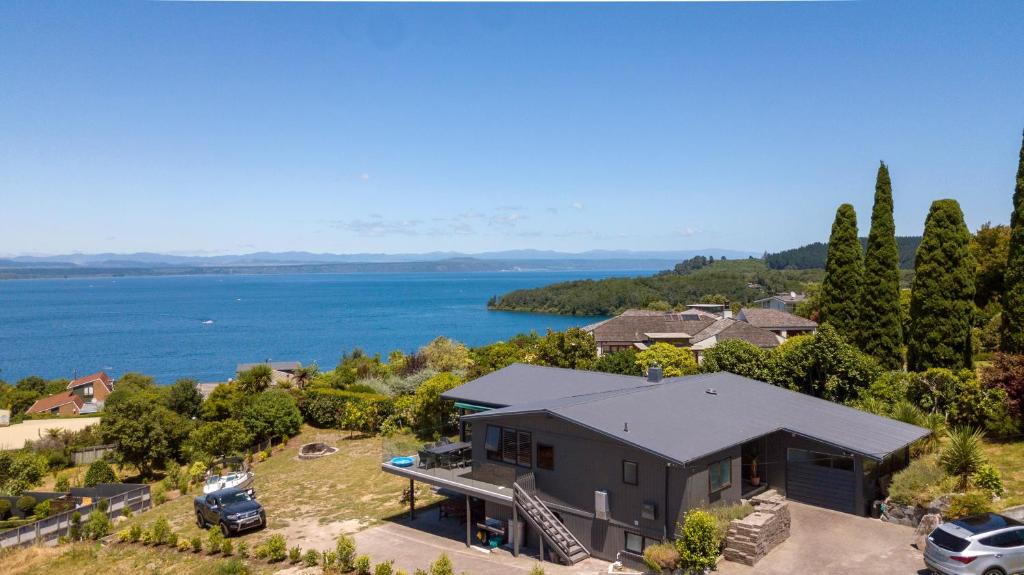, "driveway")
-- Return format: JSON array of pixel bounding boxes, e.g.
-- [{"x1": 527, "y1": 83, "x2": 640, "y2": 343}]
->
[
  {"x1": 354, "y1": 512, "x2": 610, "y2": 575},
  {"x1": 717, "y1": 502, "x2": 929, "y2": 575}
]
